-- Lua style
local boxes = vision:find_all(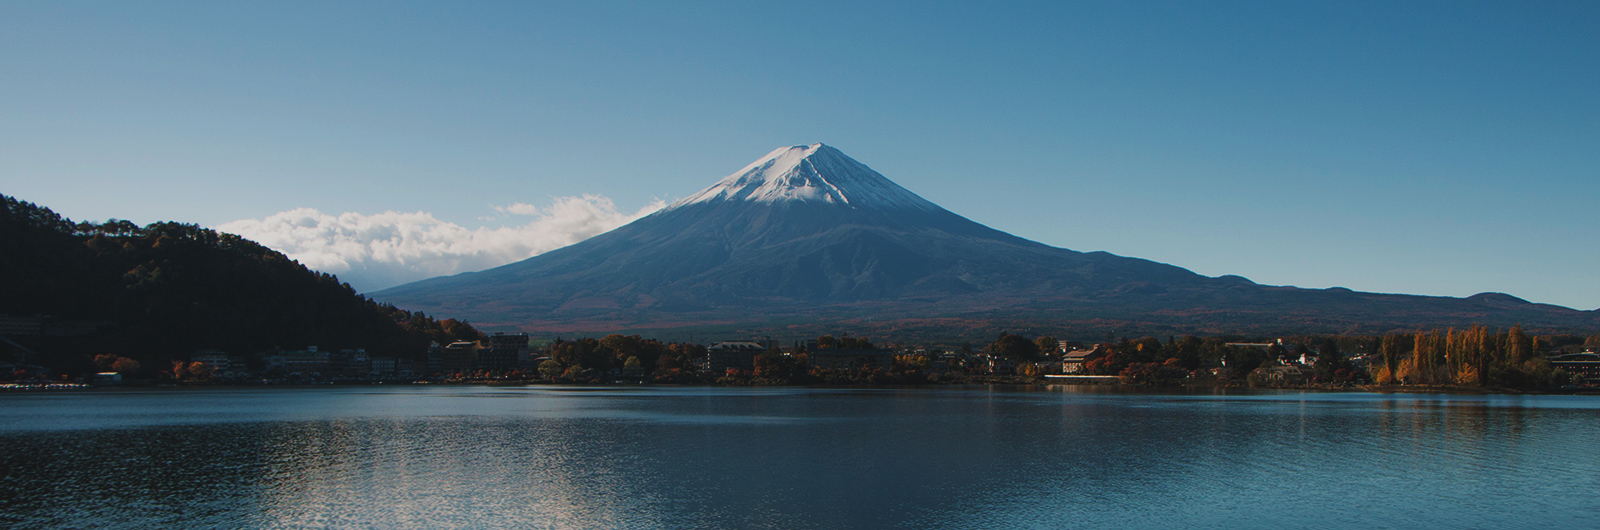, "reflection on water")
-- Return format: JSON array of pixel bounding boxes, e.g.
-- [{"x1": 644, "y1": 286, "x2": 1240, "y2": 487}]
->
[{"x1": 2, "y1": 386, "x2": 1598, "y2": 528}]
